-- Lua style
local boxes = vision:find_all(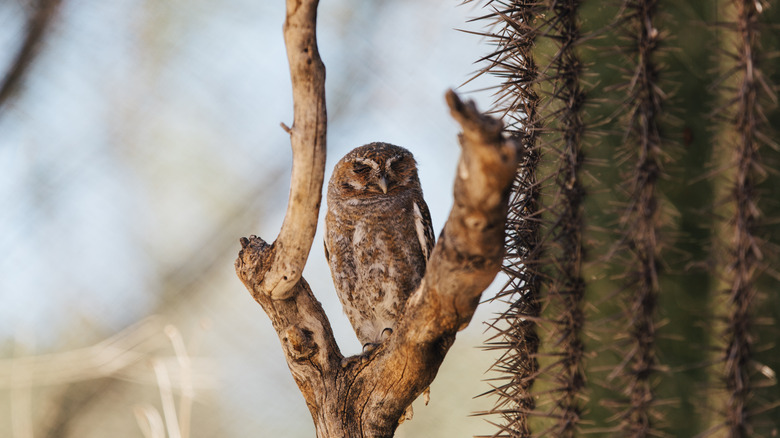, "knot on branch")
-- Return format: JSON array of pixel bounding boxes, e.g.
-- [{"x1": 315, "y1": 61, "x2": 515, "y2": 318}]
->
[
  {"x1": 446, "y1": 90, "x2": 520, "y2": 210},
  {"x1": 446, "y1": 89, "x2": 504, "y2": 146},
  {"x1": 464, "y1": 211, "x2": 489, "y2": 231},
  {"x1": 284, "y1": 325, "x2": 318, "y2": 361},
  {"x1": 235, "y1": 235, "x2": 276, "y2": 300}
]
